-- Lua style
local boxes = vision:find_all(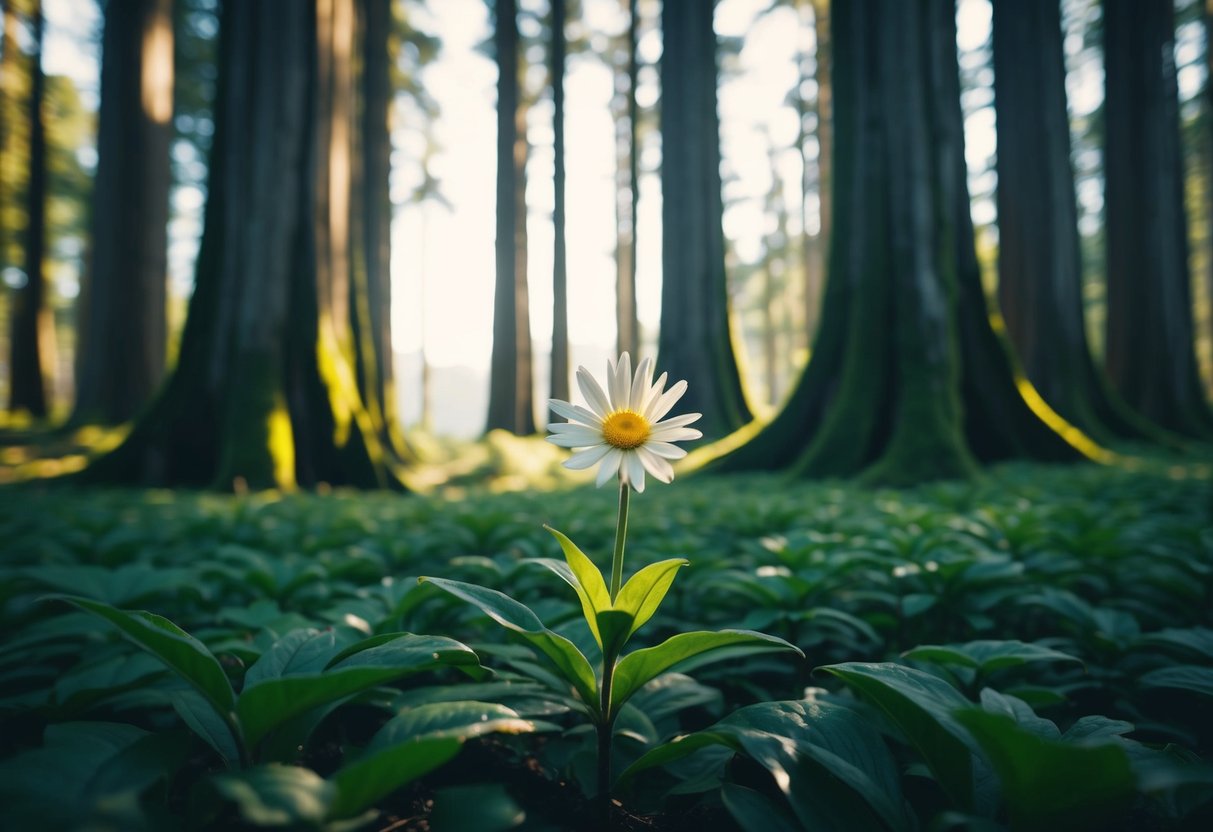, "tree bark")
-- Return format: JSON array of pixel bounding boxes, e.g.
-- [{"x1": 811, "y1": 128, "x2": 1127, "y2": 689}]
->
[
  {"x1": 486, "y1": 0, "x2": 536, "y2": 434},
  {"x1": 8, "y1": 0, "x2": 51, "y2": 417},
  {"x1": 550, "y1": 0, "x2": 569, "y2": 403},
  {"x1": 614, "y1": 0, "x2": 640, "y2": 360},
  {"x1": 72, "y1": 0, "x2": 172, "y2": 426},
  {"x1": 800, "y1": 0, "x2": 831, "y2": 346},
  {"x1": 352, "y1": 0, "x2": 410, "y2": 458},
  {"x1": 990, "y1": 0, "x2": 1148, "y2": 443},
  {"x1": 1103, "y1": 0, "x2": 1213, "y2": 438},
  {"x1": 714, "y1": 0, "x2": 1076, "y2": 482},
  {"x1": 83, "y1": 0, "x2": 404, "y2": 489},
  {"x1": 659, "y1": 0, "x2": 751, "y2": 441}
]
